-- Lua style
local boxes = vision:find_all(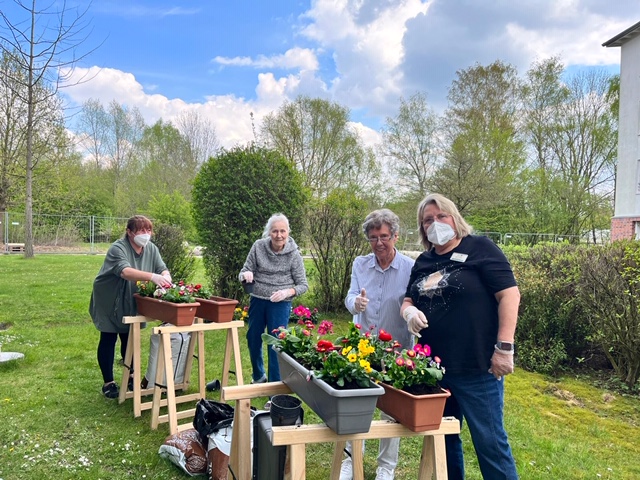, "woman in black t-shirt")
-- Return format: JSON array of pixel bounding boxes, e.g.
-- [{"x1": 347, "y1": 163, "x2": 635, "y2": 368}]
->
[{"x1": 400, "y1": 193, "x2": 520, "y2": 480}]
